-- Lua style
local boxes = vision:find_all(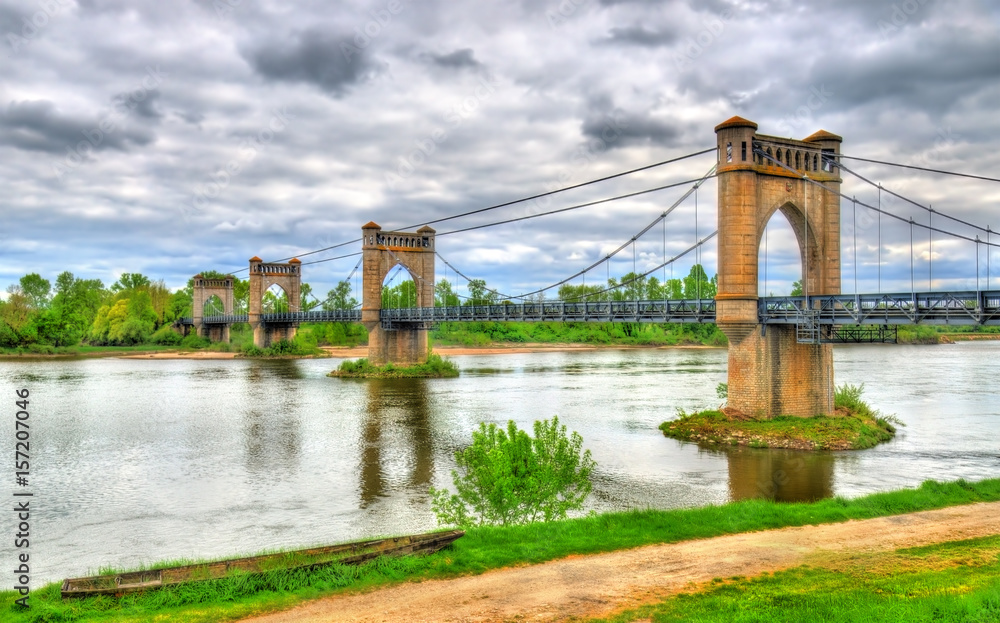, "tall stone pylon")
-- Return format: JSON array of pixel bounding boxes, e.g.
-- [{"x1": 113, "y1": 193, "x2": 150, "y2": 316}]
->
[
  {"x1": 360, "y1": 222, "x2": 436, "y2": 365},
  {"x1": 714, "y1": 116, "x2": 843, "y2": 417}
]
